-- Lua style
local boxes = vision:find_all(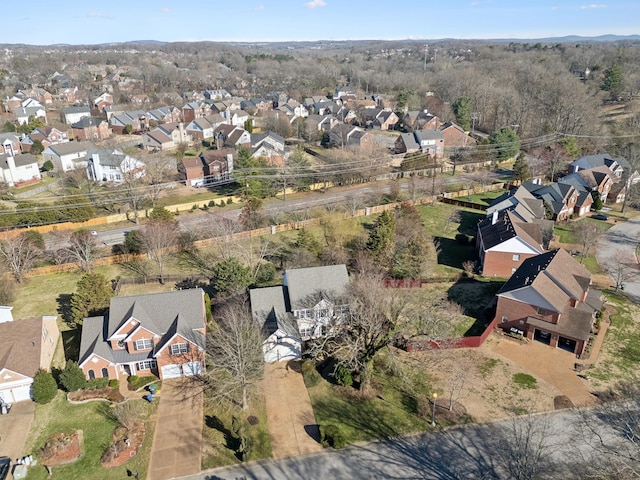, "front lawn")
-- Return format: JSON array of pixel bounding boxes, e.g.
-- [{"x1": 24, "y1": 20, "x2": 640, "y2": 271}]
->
[{"x1": 24, "y1": 393, "x2": 156, "y2": 480}]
